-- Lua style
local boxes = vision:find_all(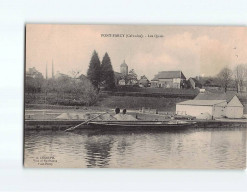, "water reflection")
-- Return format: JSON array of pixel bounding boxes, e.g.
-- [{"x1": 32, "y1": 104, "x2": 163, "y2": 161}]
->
[
  {"x1": 24, "y1": 127, "x2": 246, "y2": 169},
  {"x1": 84, "y1": 136, "x2": 114, "y2": 167}
]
